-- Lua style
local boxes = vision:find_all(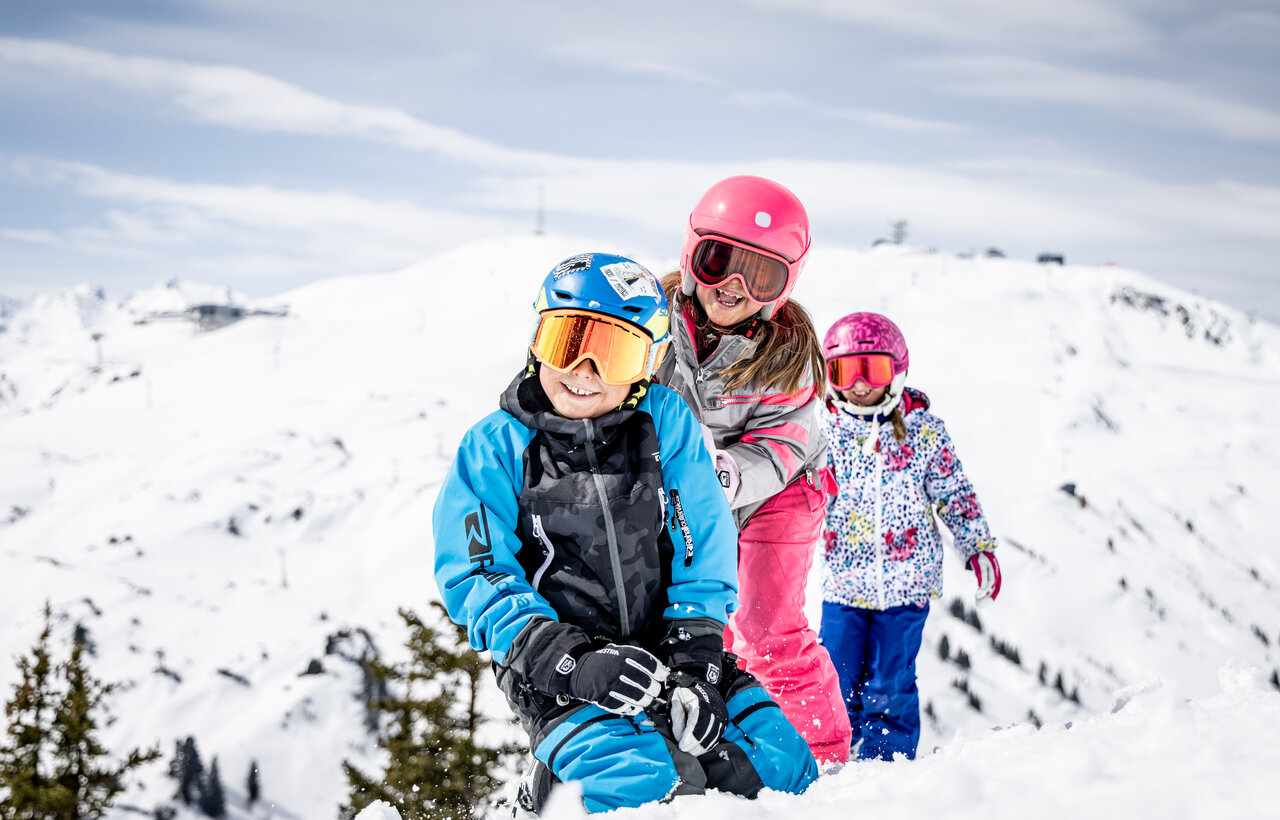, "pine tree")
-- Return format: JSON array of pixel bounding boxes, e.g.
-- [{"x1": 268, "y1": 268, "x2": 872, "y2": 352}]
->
[
  {"x1": 198, "y1": 758, "x2": 226, "y2": 818},
  {"x1": 246, "y1": 760, "x2": 260, "y2": 808},
  {"x1": 0, "y1": 603, "x2": 71, "y2": 817},
  {"x1": 0, "y1": 602, "x2": 158, "y2": 820},
  {"x1": 339, "y1": 604, "x2": 520, "y2": 820},
  {"x1": 176, "y1": 737, "x2": 204, "y2": 806},
  {"x1": 166, "y1": 740, "x2": 184, "y2": 781}
]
